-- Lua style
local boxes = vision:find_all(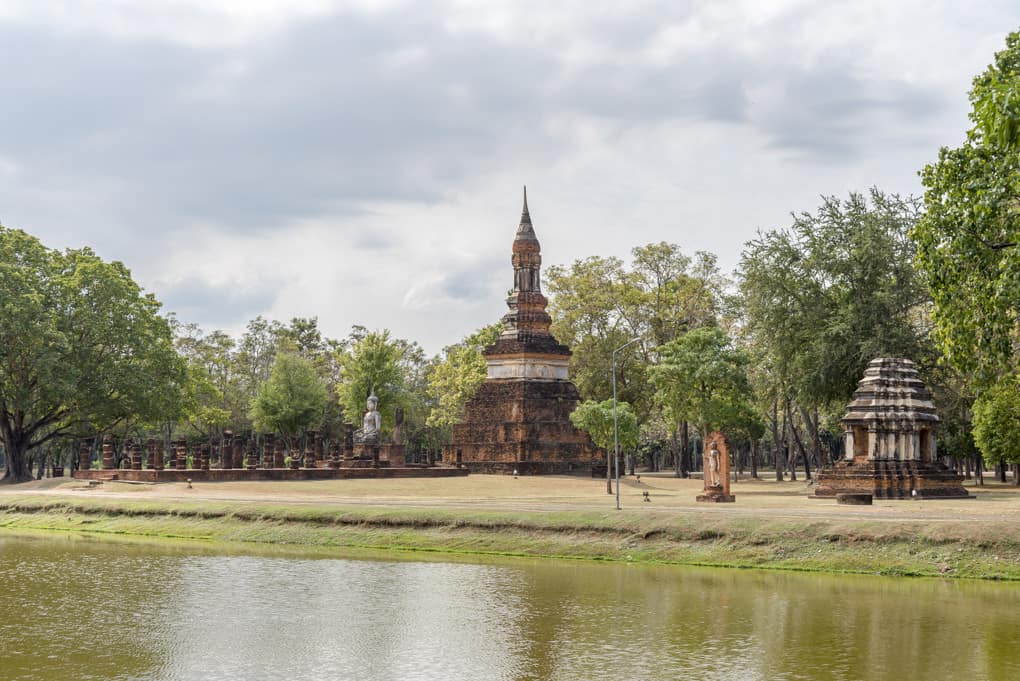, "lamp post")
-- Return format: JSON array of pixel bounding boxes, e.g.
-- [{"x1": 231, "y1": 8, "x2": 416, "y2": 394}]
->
[{"x1": 612, "y1": 337, "x2": 642, "y2": 510}]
